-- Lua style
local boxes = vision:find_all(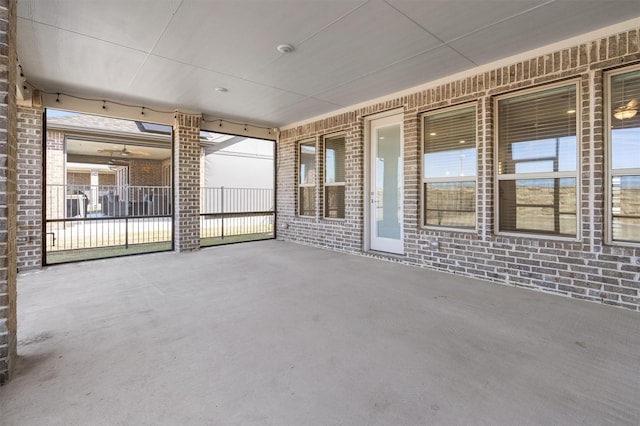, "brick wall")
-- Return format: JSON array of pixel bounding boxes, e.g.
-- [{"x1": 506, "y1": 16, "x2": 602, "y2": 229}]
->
[
  {"x1": 66, "y1": 171, "x2": 90, "y2": 185},
  {"x1": 278, "y1": 27, "x2": 640, "y2": 311},
  {"x1": 99, "y1": 172, "x2": 115, "y2": 185},
  {"x1": 45, "y1": 130, "x2": 65, "y2": 220},
  {"x1": 173, "y1": 112, "x2": 200, "y2": 251},
  {"x1": 128, "y1": 158, "x2": 164, "y2": 187},
  {"x1": 0, "y1": 0, "x2": 17, "y2": 384},
  {"x1": 16, "y1": 106, "x2": 43, "y2": 272}
]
